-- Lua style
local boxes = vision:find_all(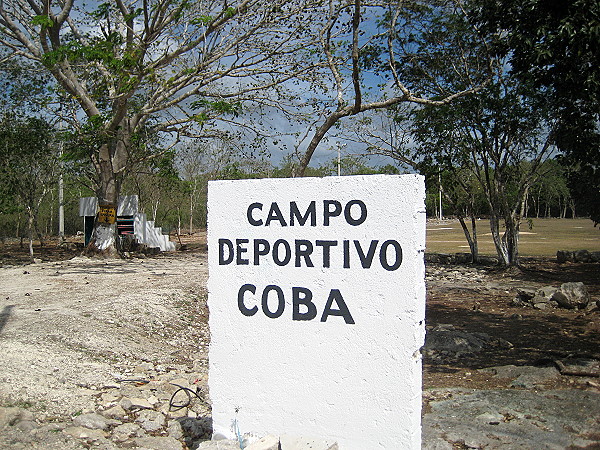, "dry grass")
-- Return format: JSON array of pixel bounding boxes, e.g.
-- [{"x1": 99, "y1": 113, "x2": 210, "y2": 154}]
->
[{"x1": 426, "y1": 218, "x2": 600, "y2": 257}]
